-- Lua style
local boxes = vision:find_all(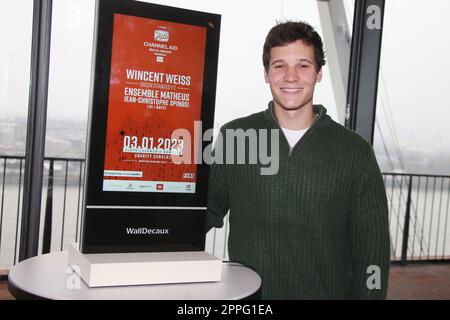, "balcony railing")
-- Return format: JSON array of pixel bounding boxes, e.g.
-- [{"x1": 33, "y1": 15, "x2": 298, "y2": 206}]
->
[
  {"x1": 1, "y1": 155, "x2": 449, "y2": 271},
  {"x1": 0, "y1": 155, "x2": 85, "y2": 271},
  {"x1": 383, "y1": 173, "x2": 450, "y2": 264}
]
